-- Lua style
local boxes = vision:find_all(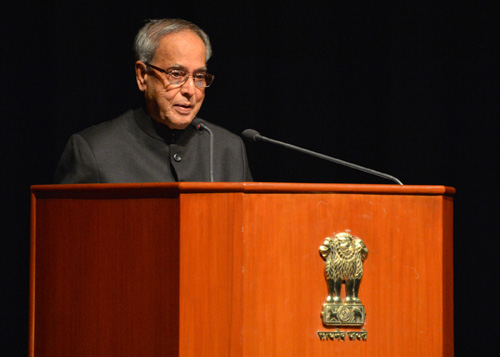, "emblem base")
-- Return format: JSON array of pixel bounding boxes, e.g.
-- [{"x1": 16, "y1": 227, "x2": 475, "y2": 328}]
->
[{"x1": 321, "y1": 303, "x2": 365, "y2": 326}]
